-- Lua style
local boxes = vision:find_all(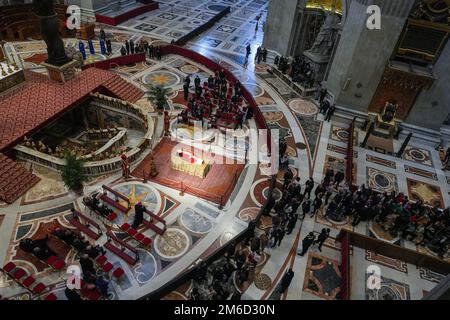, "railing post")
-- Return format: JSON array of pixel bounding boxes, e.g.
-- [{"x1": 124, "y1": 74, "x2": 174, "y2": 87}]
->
[
  {"x1": 218, "y1": 196, "x2": 223, "y2": 210},
  {"x1": 179, "y1": 181, "x2": 184, "y2": 196},
  {"x1": 143, "y1": 169, "x2": 147, "y2": 183}
]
